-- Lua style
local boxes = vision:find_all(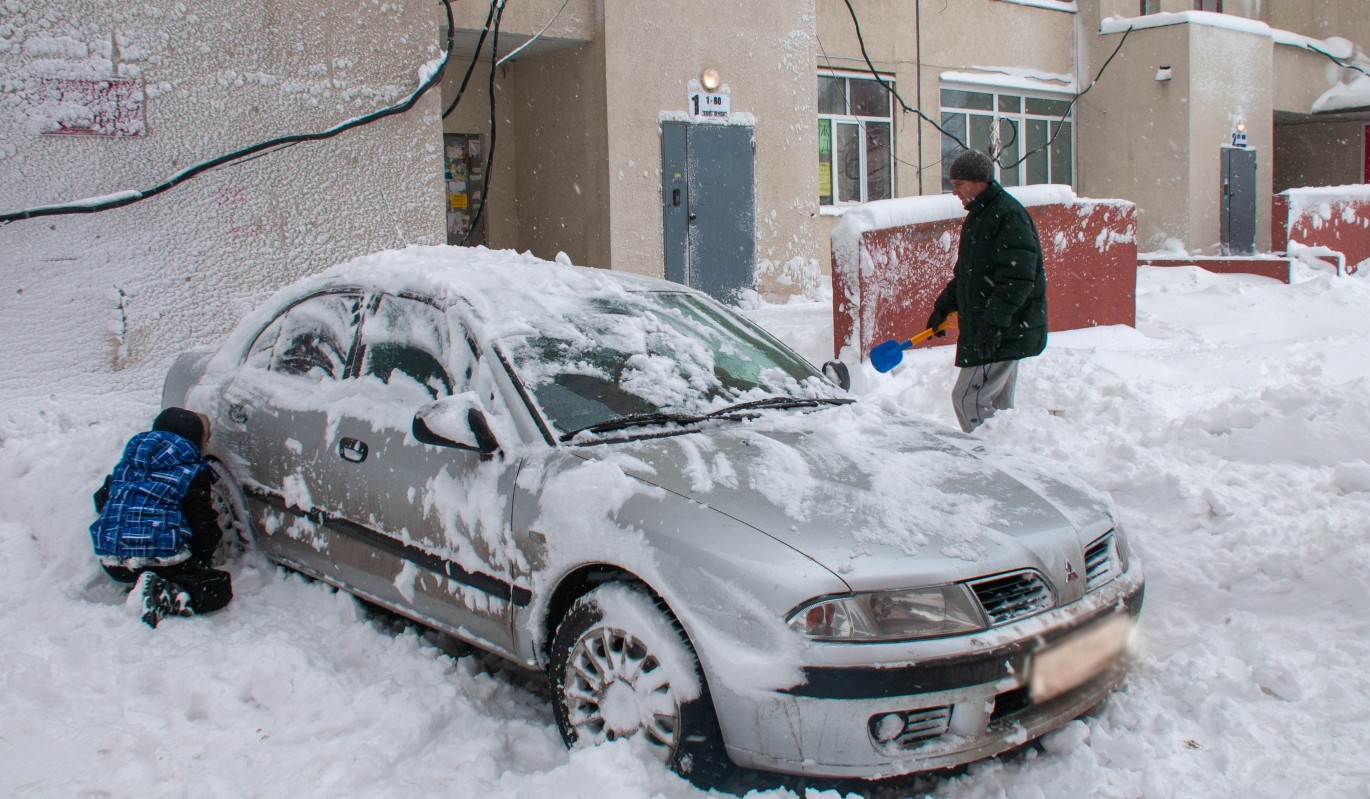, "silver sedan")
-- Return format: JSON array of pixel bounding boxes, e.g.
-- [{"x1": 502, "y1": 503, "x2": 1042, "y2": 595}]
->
[{"x1": 164, "y1": 246, "x2": 1143, "y2": 784}]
